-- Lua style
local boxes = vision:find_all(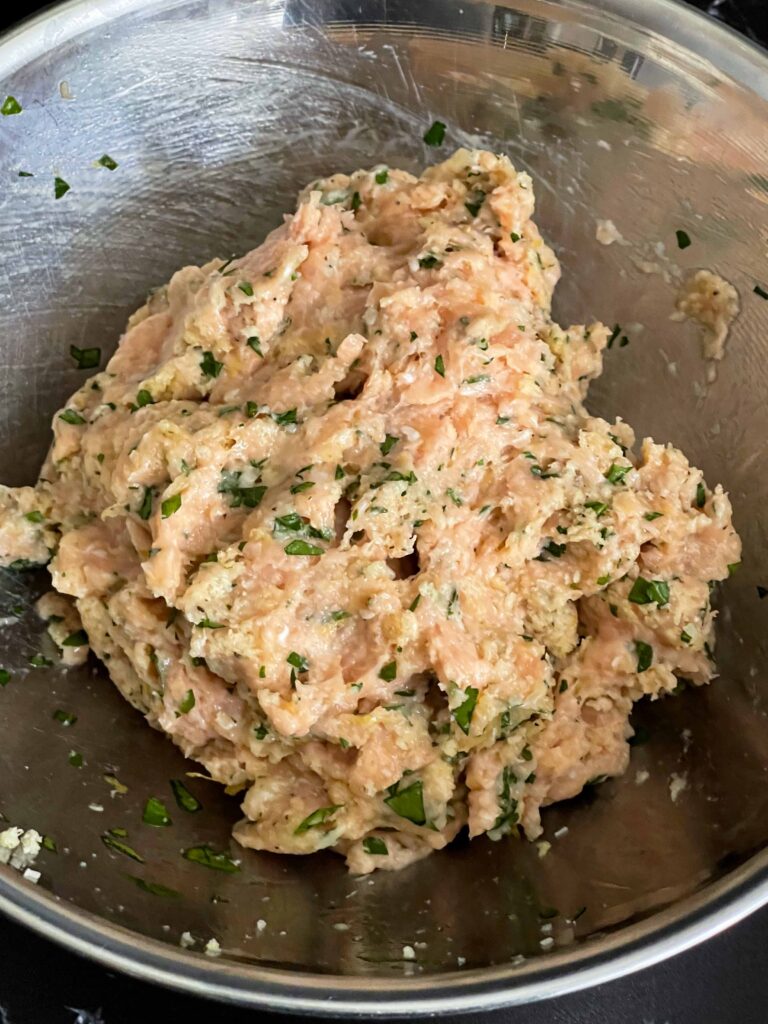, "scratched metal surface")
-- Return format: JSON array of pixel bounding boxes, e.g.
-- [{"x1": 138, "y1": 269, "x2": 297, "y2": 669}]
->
[{"x1": 2, "y1": 0, "x2": 768, "y2": 1013}]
